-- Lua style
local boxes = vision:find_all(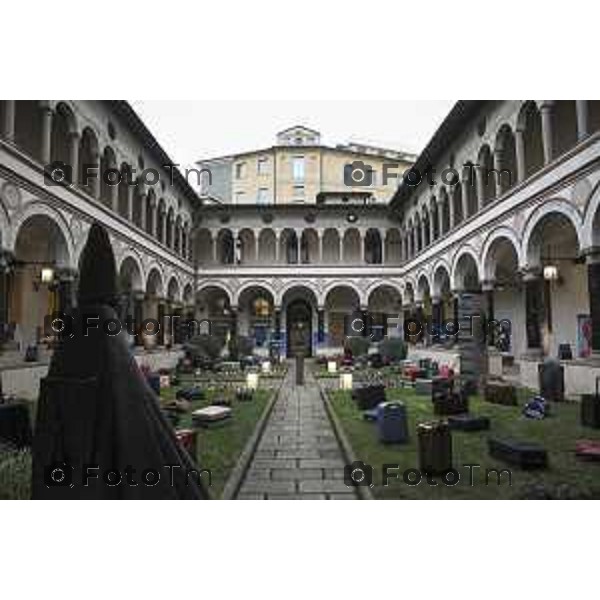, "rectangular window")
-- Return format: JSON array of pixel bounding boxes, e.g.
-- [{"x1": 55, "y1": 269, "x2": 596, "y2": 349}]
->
[
  {"x1": 235, "y1": 162, "x2": 246, "y2": 179},
  {"x1": 292, "y1": 156, "x2": 305, "y2": 182},
  {"x1": 257, "y1": 157, "x2": 269, "y2": 175},
  {"x1": 257, "y1": 187, "x2": 269, "y2": 204}
]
